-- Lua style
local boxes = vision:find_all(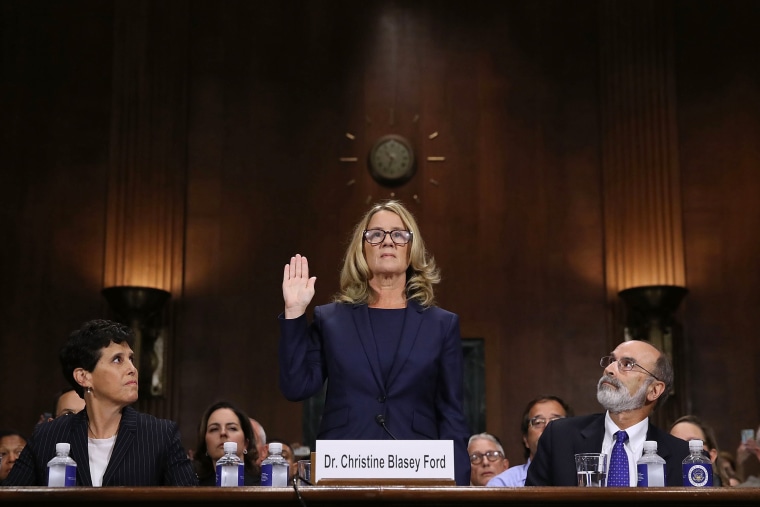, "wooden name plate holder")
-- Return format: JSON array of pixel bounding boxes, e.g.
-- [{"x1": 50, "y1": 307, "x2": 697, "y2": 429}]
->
[{"x1": 312, "y1": 440, "x2": 456, "y2": 486}]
